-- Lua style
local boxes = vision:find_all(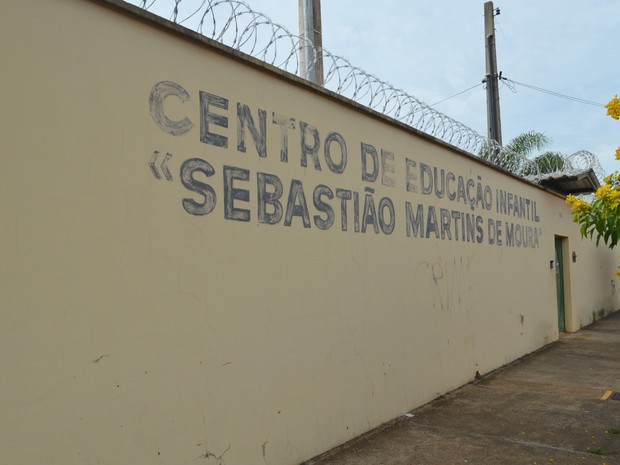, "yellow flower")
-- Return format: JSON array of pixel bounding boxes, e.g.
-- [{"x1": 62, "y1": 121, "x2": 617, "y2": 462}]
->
[
  {"x1": 606, "y1": 95, "x2": 620, "y2": 120},
  {"x1": 615, "y1": 146, "x2": 620, "y2": 161},
  {"x1": 596, "y1": 184, "x2": 612, "y2": 200},
  {"x1": 566, "y1": 194, "x2": 591, "y2": 213}
]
